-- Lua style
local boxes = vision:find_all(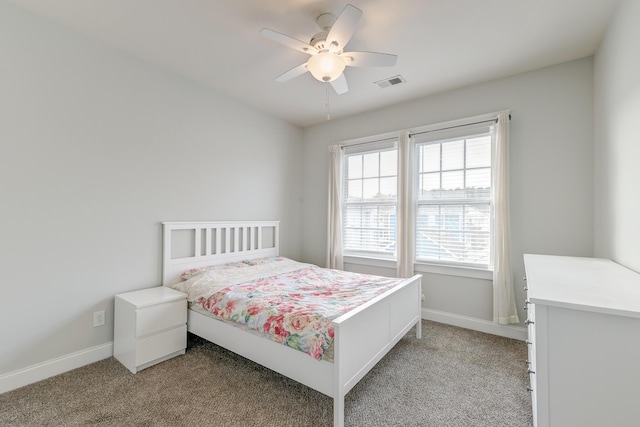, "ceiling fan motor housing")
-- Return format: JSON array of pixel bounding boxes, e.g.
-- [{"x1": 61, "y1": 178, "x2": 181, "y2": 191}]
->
[
  {"x1": 310, "y1": 13, "x2": 337, "y2": 51},
  {"x1": 316, "y1": 13, "x2": 336, "y2": 31}
]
